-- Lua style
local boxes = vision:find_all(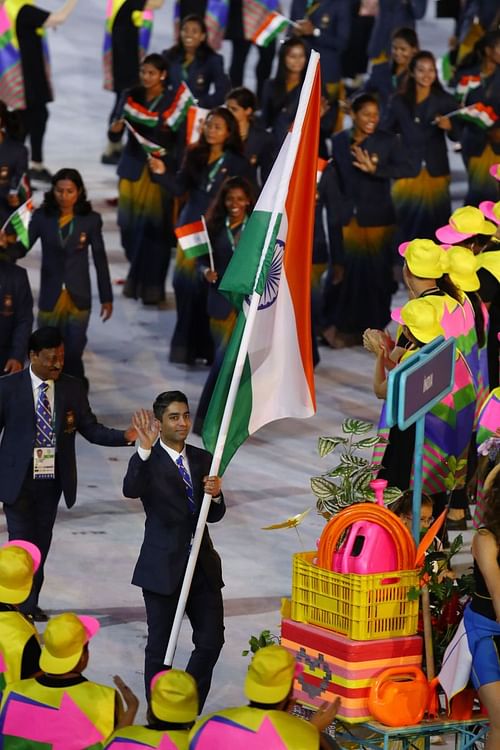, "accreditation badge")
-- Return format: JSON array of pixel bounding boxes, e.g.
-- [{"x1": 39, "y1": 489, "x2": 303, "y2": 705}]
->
[{"x1": 33, "y1": 447, "x2": 56, "y2": 479}]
